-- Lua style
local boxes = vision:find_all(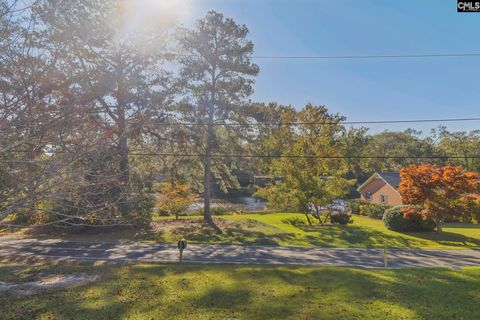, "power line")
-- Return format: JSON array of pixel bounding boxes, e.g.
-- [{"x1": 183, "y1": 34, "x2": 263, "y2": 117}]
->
[
  {"x1": 253, "y1": 53, "x2": 480, "y2": 60},
  {"x1": 128, "y1": 153, "x2": 480, "y2": 160},
  {"x1": 3, "y1": 153, "x2": 480, "y2": 162},
  {"x1": 156, "y1": 117, "x2": 480, "y2": 127}
]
